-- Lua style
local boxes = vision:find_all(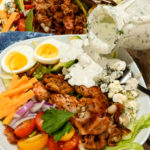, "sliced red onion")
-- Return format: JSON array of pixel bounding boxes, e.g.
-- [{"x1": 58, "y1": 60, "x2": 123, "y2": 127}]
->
[
  {"x1": 15, "y1": 101, "x2": 34, "y2": 118},
  {"x1": 31, "y1": 100, "x2": 45, "y2": 113},
  {"x1": 44, "y1": 102, "x2": 54, "y2": 107},
  {"x1": 10, "y1": 114, "x2": 37, "y2": 129},
  {"x1": 10, "y1": 113, "x2": 37, "y2": 128}
]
